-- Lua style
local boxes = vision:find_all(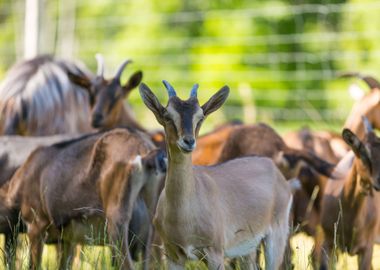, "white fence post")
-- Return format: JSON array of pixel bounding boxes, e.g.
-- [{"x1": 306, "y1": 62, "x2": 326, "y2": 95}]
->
[{"x1": 24, "y1": 0, "x2": 39, "y2": 59}]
